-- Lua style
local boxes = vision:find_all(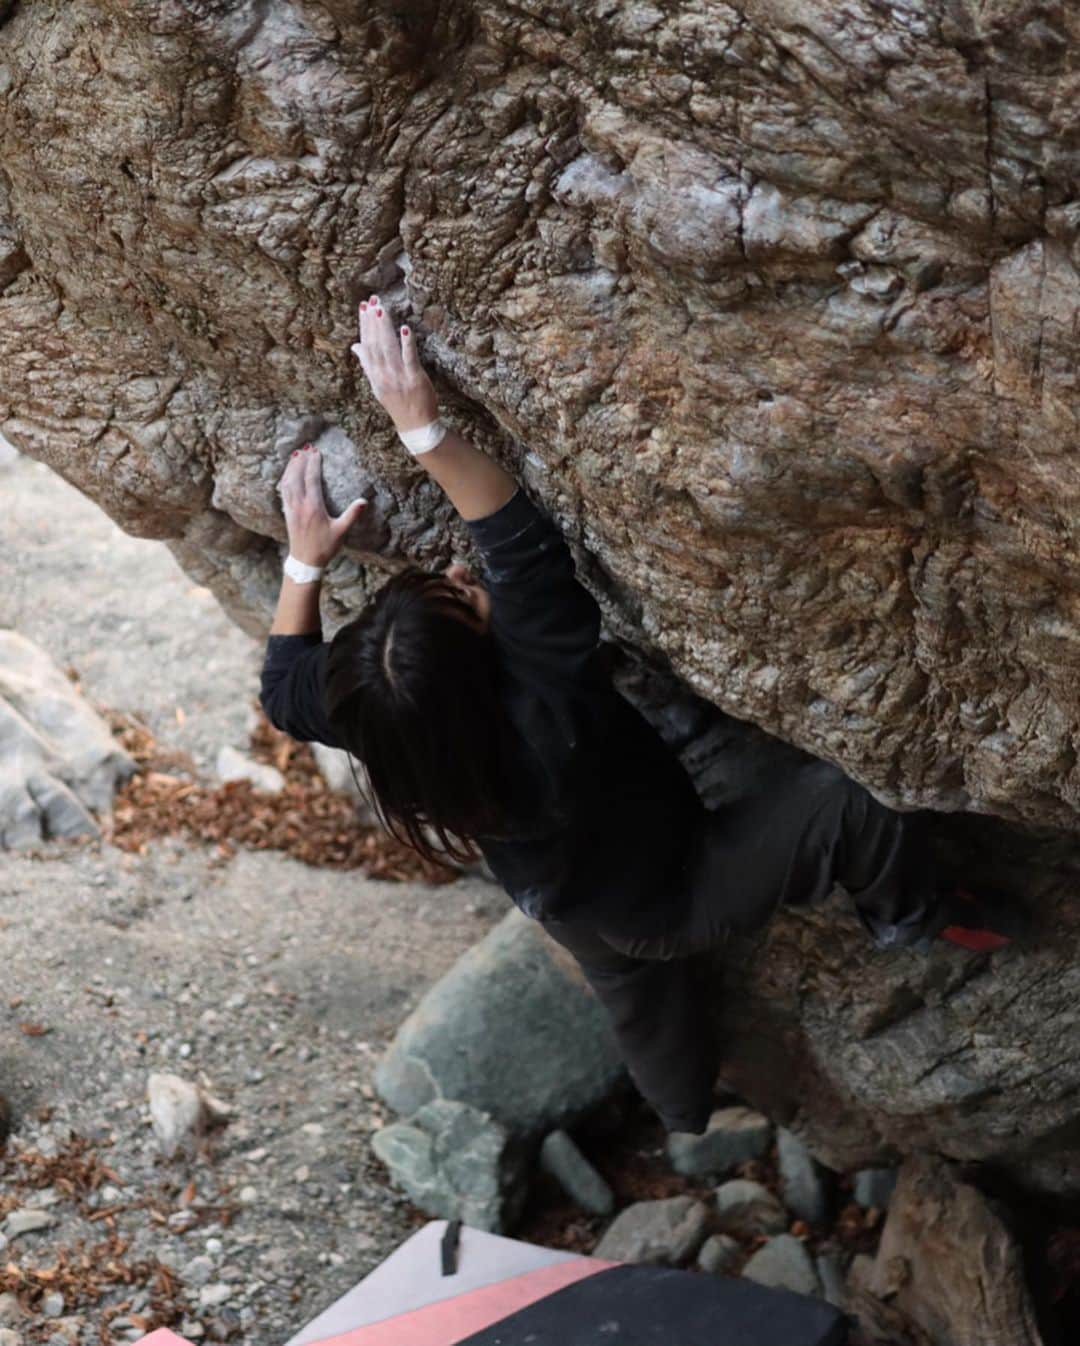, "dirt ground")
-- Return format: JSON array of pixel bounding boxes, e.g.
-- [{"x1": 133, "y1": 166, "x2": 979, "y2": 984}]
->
[{"x1": 1, "y1": 449, "x2": 507, "y2": 1343}]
